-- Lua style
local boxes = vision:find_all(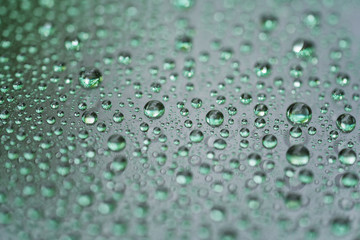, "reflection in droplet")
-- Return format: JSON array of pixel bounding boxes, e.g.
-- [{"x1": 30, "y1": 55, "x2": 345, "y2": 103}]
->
[
  {"x1": 286, "y1": 102, "x2": 312, "y2": 125},
  {"x1": 107, "y1": 135, "x2": 126, "y2": 152},
  {"x1": 144, "y1": 100, "x2": 165, "y2": 119},
  {"x1": 79, "y1": 68, "x2": 103, "y2": 89},
  {"x1": 286, "y1": 145, "x2": 310, "y2": 166},
  {"x1": 336, "y1": 114, "x2": 356, "y2": 133}
]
